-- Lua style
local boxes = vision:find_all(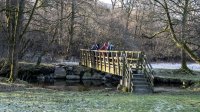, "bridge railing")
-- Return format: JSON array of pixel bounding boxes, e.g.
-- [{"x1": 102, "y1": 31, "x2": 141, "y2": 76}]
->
[
  {"x1": 80, "y1": 49, "x2": 143, "y2": 76},
  {"x1": 80, "y1": 49, "x2": 154, "y2": 92},
  {"x1": 142, "y1": 55, "x2": 154, "y2": 90}
]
